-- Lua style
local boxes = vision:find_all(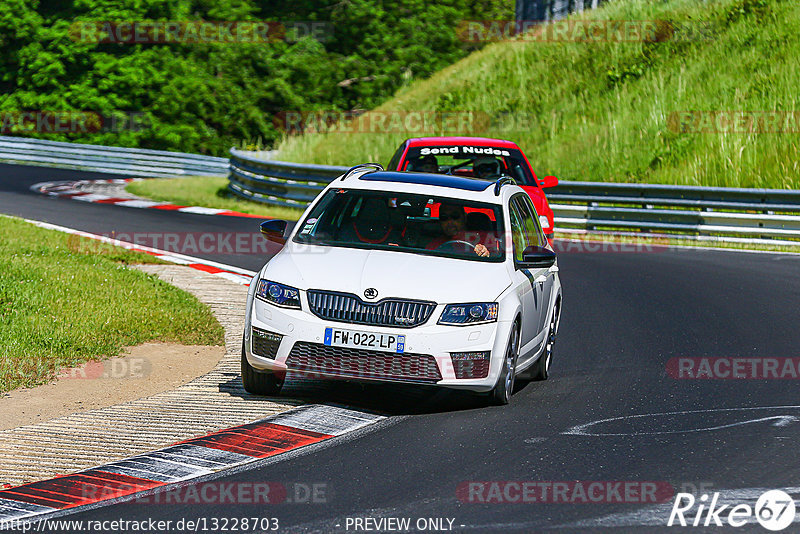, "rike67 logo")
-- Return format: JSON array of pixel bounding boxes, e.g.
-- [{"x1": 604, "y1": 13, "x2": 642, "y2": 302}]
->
[{"x1": 668, "y1": 490, "x2": 796, "y2": 530}]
